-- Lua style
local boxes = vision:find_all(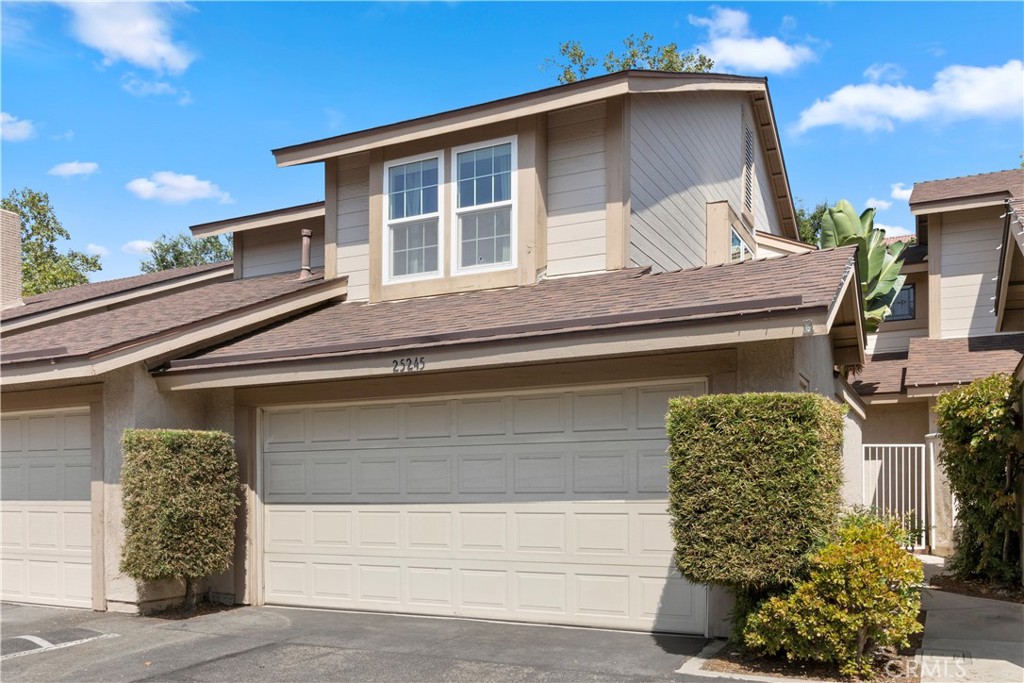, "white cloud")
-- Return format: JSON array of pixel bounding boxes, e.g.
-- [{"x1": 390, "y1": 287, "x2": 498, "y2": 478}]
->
[
  {"x1": 120, "y1": 73, "x2": 193, "y2": 105},
  {"x1": 121, "y1": 240, "x2": 154, "y2": 255},
  {"x1": 891, "y1": 183, "x2": 913, "y2": 201},
  {"x1": 797, "y1": 59, "x2": 1024, "y2": 133},
  {"x1": 863, "y1": 62, "x2": 905, "y2": 83},
  {"x1": 688, "y1": 7, "x2": 816, "y2": 74},
  {"x1": 48, "y1": 161, "x2": 99, "y2": 177},
  {"x1": 51, "y1": 129, "x2": 75, "y2": 141},
  {"x1": 1, "y1": 112, "x2": 36, "y2": 141},
  {"x1": 876, "y1": 222, "x2": 914, "y2": 237},
  {"x1": 126, "y1": 171, "x2": 232, "y2": 204},
  {"x1": 86, "y1": 243, "x2": 110, "y2": 257},
  {"x1": 61, "y1": 2, "x2": 194, "y2": 74},
  {"x1": 865, "y1": 197, "x2": 893, "y2": 211}
]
